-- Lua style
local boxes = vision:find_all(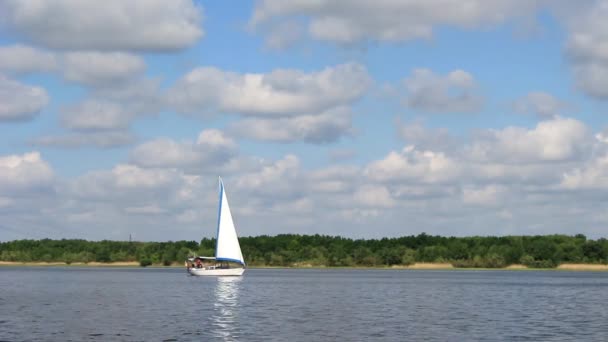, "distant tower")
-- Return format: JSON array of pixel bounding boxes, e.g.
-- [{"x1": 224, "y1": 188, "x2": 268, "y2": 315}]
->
[{"x1": 129, "y1": 234, "x2": 132, "y2": 243}]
